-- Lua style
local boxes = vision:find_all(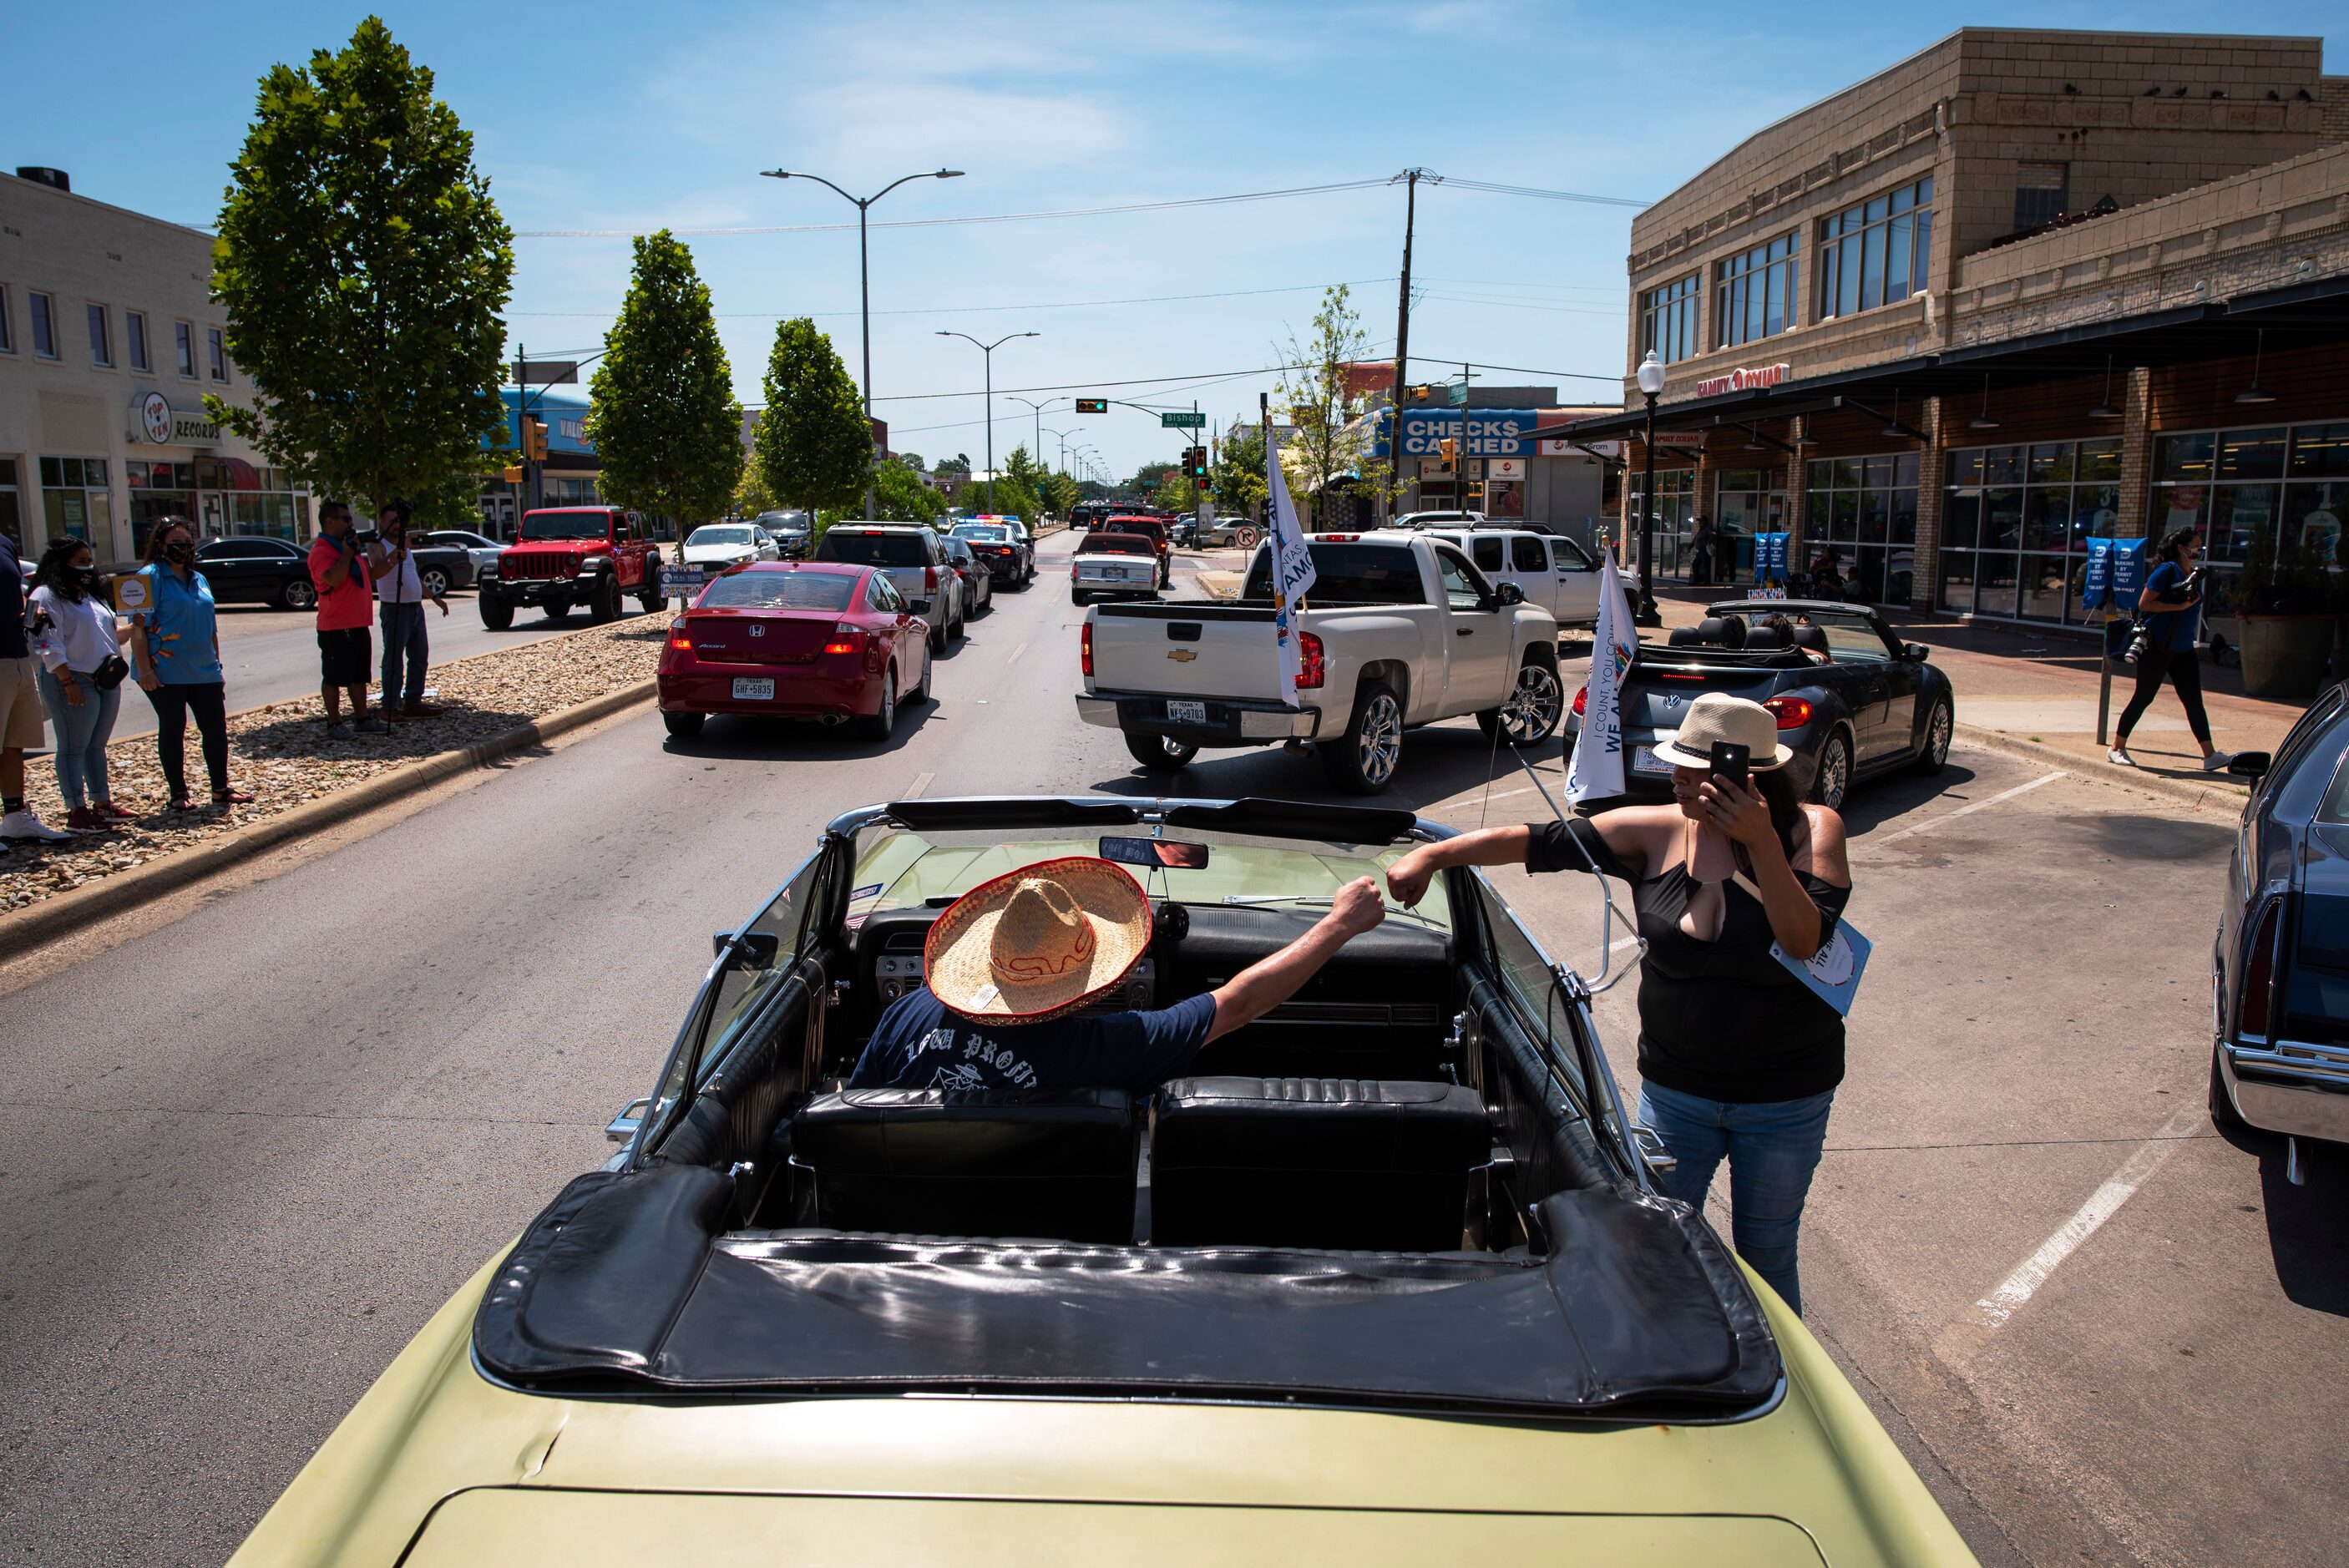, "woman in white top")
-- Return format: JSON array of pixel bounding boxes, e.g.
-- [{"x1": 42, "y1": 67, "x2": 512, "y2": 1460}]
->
[{"x1": 28, "y1": 535, "x2": 129, "y2": 831}]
